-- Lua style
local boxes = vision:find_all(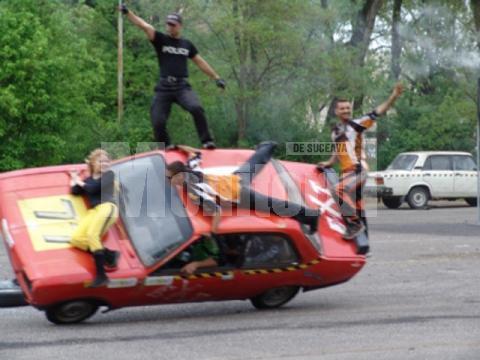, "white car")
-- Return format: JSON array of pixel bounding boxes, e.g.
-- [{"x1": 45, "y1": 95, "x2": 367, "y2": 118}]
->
[{"x1": 366, "y1": 151, "x2": 478, "y2": 209}]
